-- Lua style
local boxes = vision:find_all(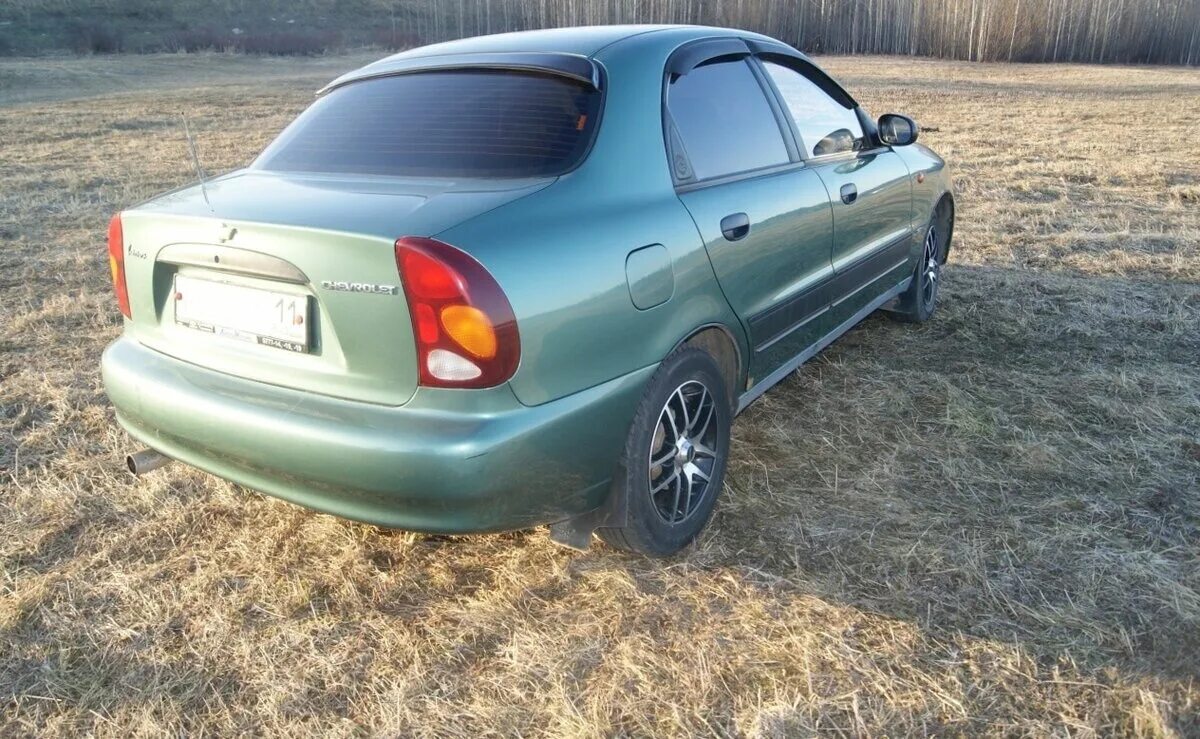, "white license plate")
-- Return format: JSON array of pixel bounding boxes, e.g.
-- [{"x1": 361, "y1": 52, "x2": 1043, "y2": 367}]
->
[{"x1": 173, "y1": 274, "x2": 309, "y2": 353}]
